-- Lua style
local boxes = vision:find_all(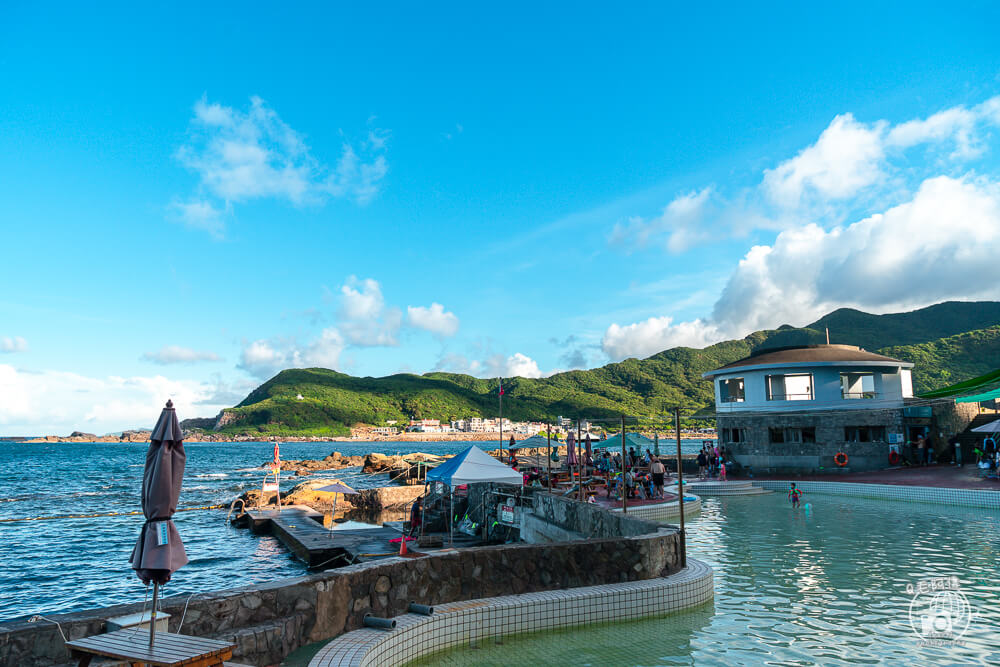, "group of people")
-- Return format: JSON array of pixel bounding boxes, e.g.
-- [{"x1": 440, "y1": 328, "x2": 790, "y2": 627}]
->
[{"x1": 696, "y1": 443, "x2": 728, "y2": 480}]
